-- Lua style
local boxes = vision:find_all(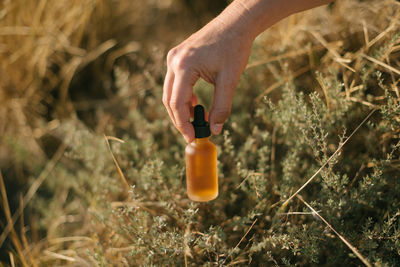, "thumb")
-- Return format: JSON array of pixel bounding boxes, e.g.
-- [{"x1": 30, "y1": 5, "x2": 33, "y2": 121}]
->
[{"x1": 209, "y1": 78, "x2": 235, "y2": 135}]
